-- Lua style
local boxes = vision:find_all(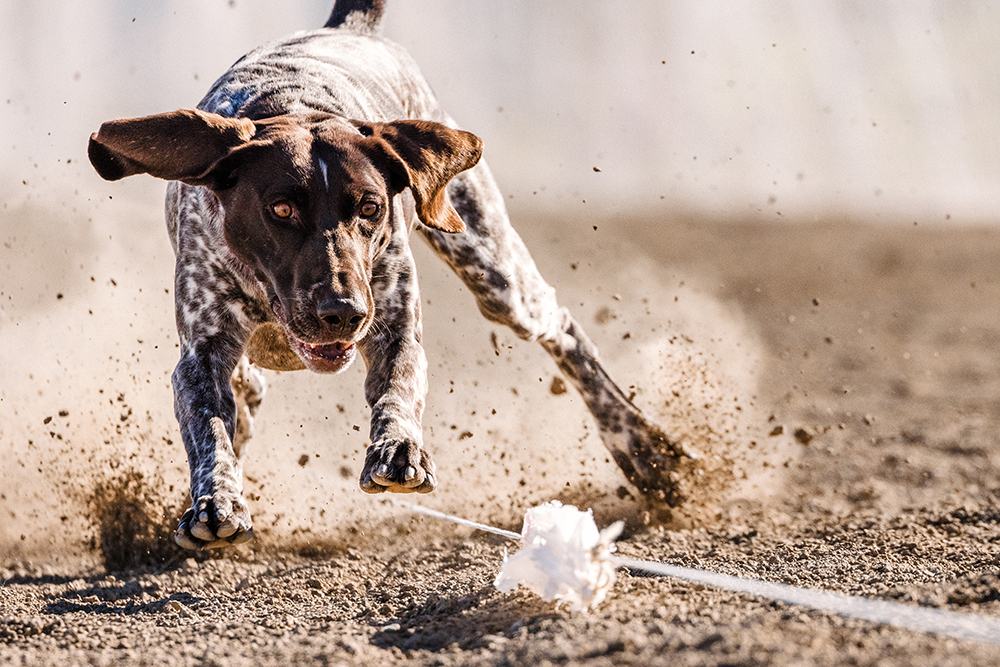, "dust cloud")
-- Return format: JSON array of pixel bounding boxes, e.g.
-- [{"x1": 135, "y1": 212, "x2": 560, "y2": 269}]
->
[{"x1": 0, "y1": 178, "x2": 783, "y2": 564}]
